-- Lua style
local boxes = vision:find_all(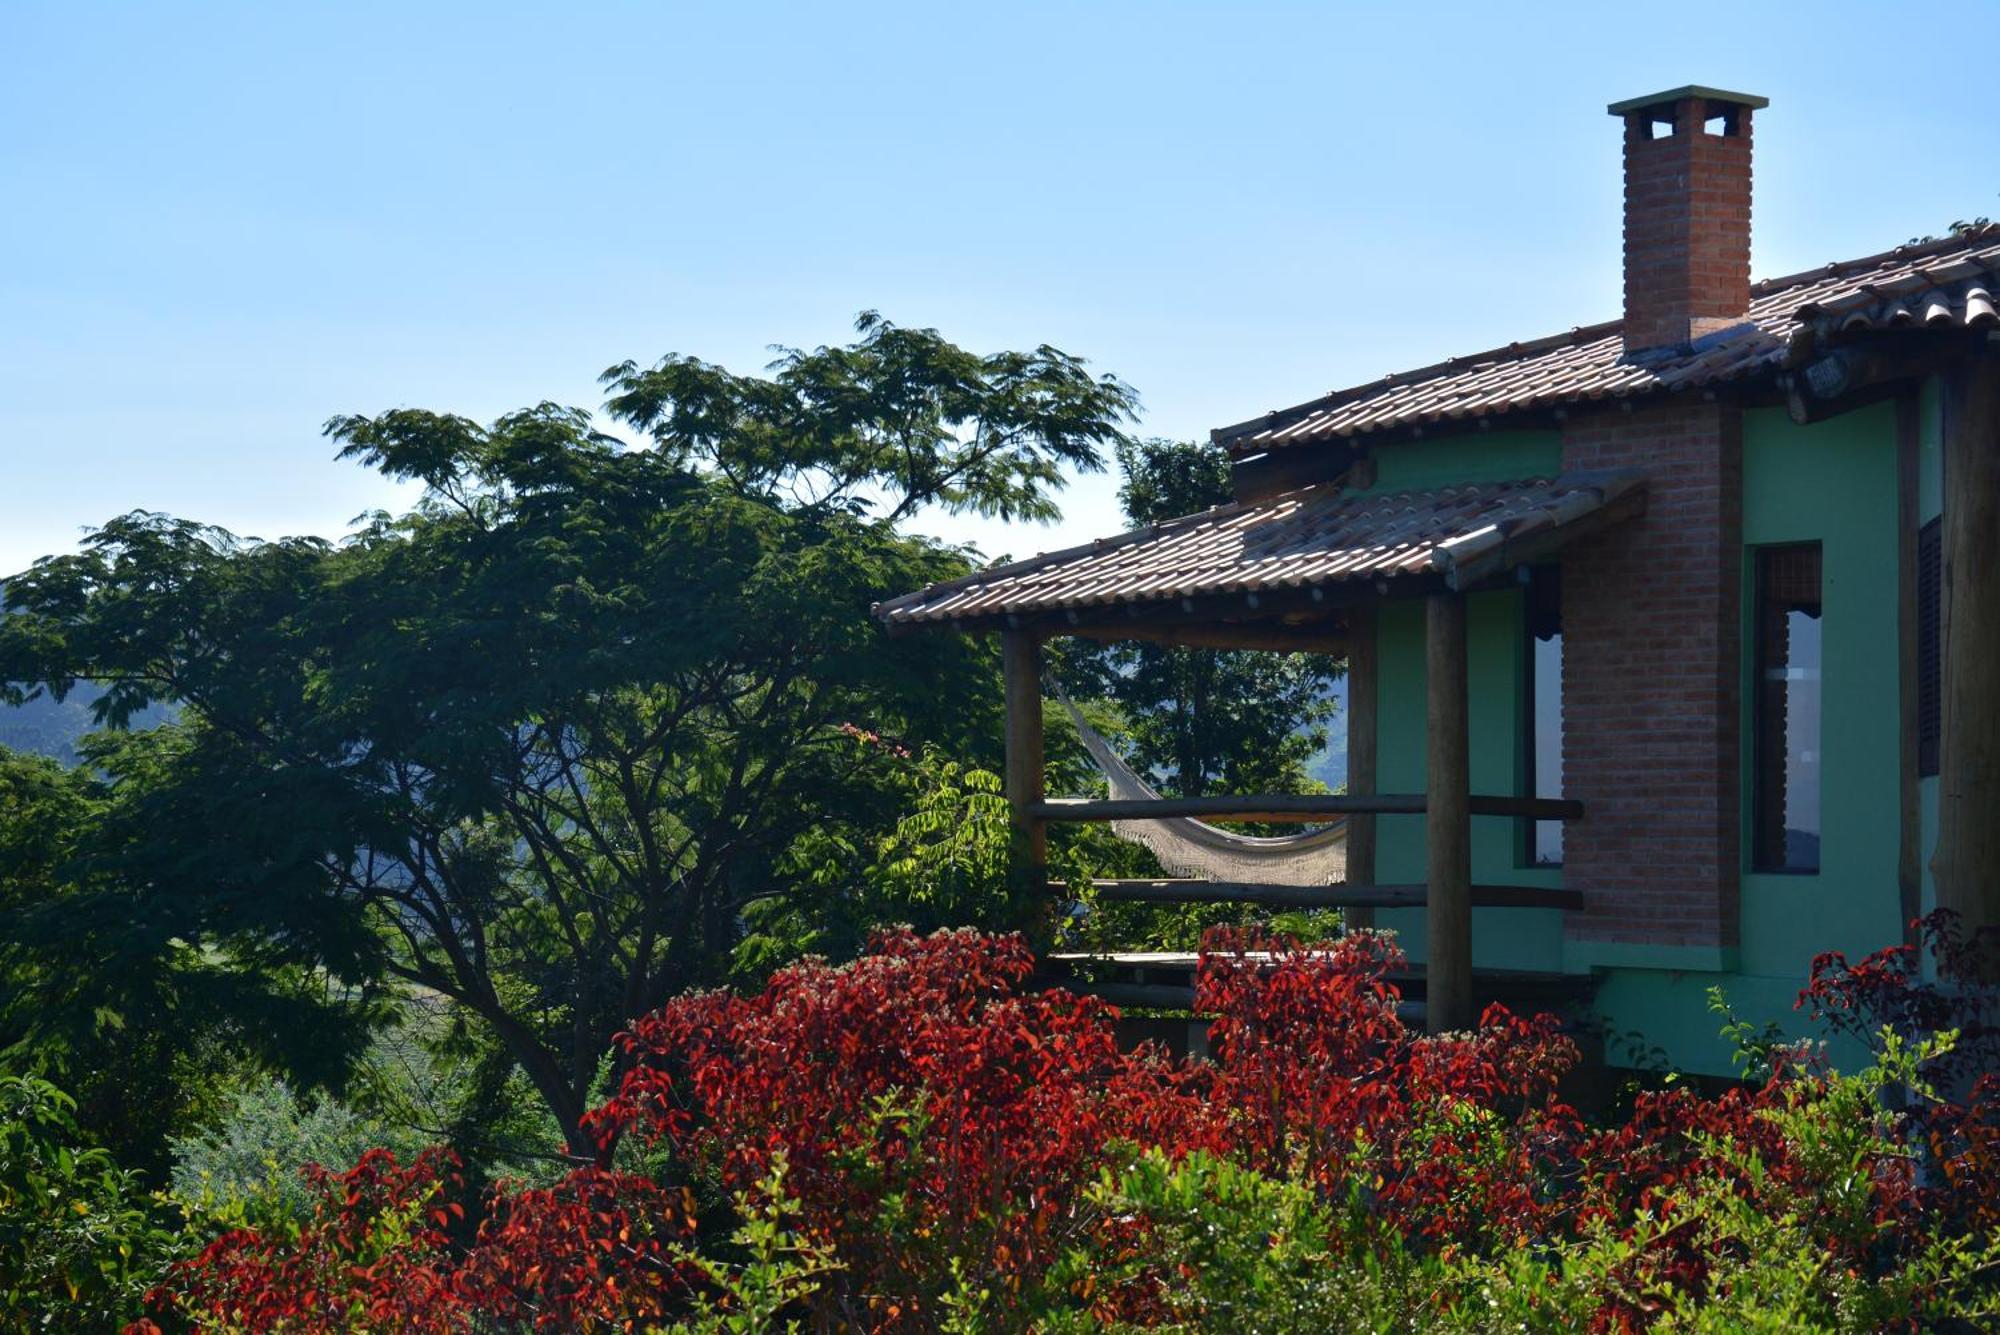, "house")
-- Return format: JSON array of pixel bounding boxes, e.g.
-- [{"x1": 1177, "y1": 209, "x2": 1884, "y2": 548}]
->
[{"x1": 875, "y1": 87, "x2": 2000, "y2": 1077}]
